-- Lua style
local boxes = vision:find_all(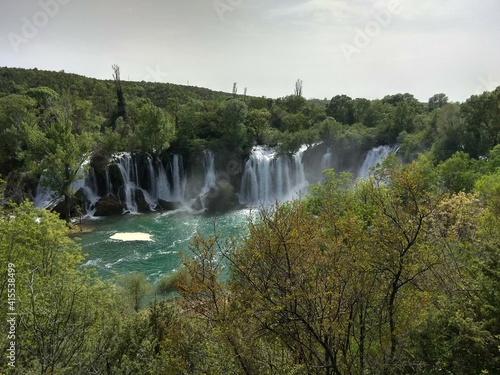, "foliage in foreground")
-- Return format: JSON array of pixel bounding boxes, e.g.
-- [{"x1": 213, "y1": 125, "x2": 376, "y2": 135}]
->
[{"x1": 179, "y1": 160, "x2": 500, "y2": 375}]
